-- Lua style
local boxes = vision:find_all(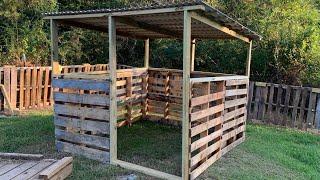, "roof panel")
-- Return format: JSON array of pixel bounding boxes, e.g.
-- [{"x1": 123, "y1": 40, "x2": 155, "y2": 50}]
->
[{"x1": 43, "y1": 1, "x2": 262, "y2": 41}]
